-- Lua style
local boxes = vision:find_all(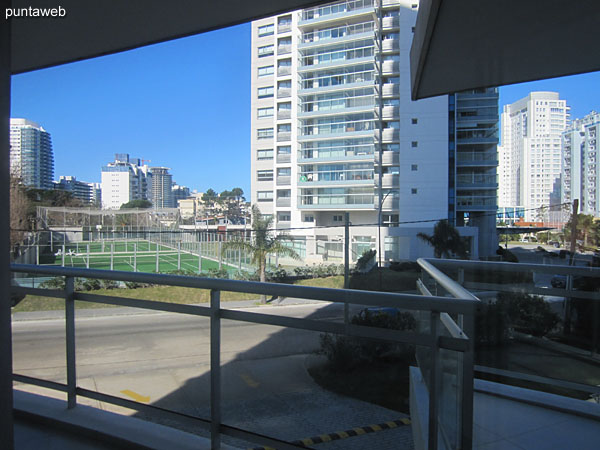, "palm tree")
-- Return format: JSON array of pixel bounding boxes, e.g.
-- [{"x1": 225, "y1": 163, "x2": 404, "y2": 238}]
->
[
  {"x1": 417, "y1": 220, "x2": 468, "y2": 259},
  {"x1": 223, "y1": 205, "x2": 300, "y2": 301}
]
